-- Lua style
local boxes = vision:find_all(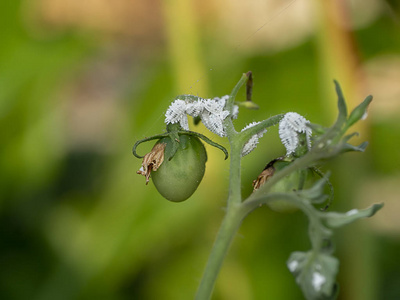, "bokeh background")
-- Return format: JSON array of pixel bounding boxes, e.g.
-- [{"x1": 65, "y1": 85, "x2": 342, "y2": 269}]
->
[{"x1": 1, "y1": 0, "x2": 400, "y2": 299}]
